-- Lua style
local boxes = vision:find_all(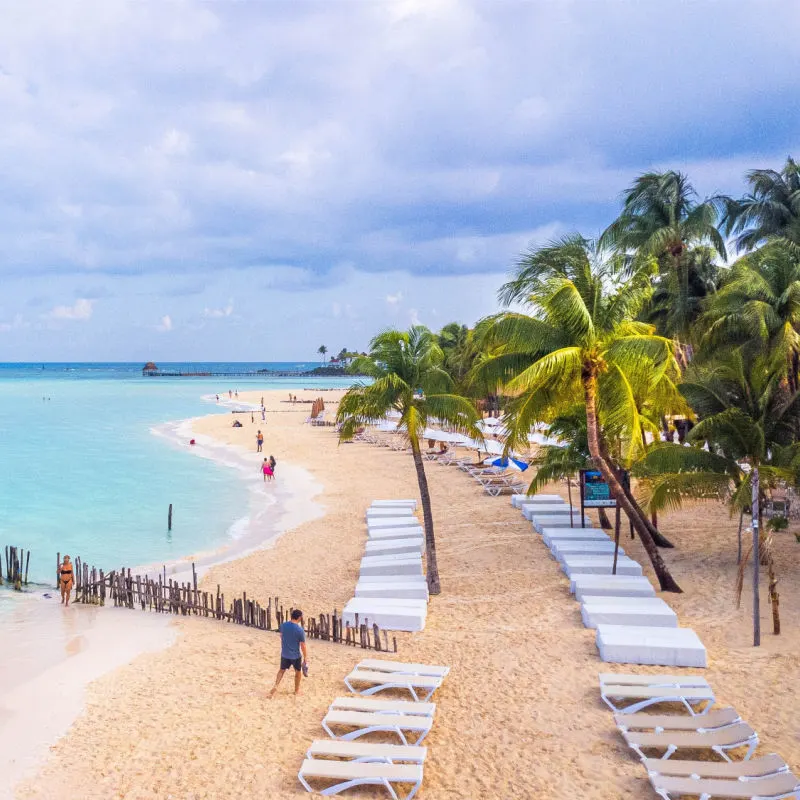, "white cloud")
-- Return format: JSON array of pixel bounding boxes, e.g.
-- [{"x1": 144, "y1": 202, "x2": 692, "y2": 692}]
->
[
  {"x1": 0, "y1": 314, "x2": 27, "y2": 333},
  {"x1": 48, "y1": 298, "x2": 94, "y2": 321},
  {"x1": 203, "y1": 300, "x2": 234, "y2": 318},
  {"x1": 386, "y1": 292, "x2": 403, "y2": 305},
  {"x1": 156, "y1": 315, "x2": 173, "y2": 332}
]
